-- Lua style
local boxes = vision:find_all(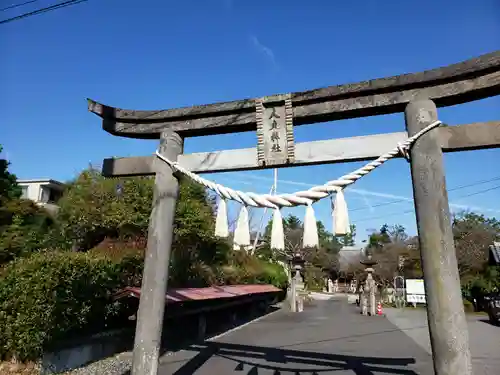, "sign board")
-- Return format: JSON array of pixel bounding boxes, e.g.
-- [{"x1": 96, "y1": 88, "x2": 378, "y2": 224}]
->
[
  {"x1": 406, "y1": 279, "x2": 426, "y2": 304},
  {"x1": 256, "y1": 94, "x2": 295, "y2": 166}
]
